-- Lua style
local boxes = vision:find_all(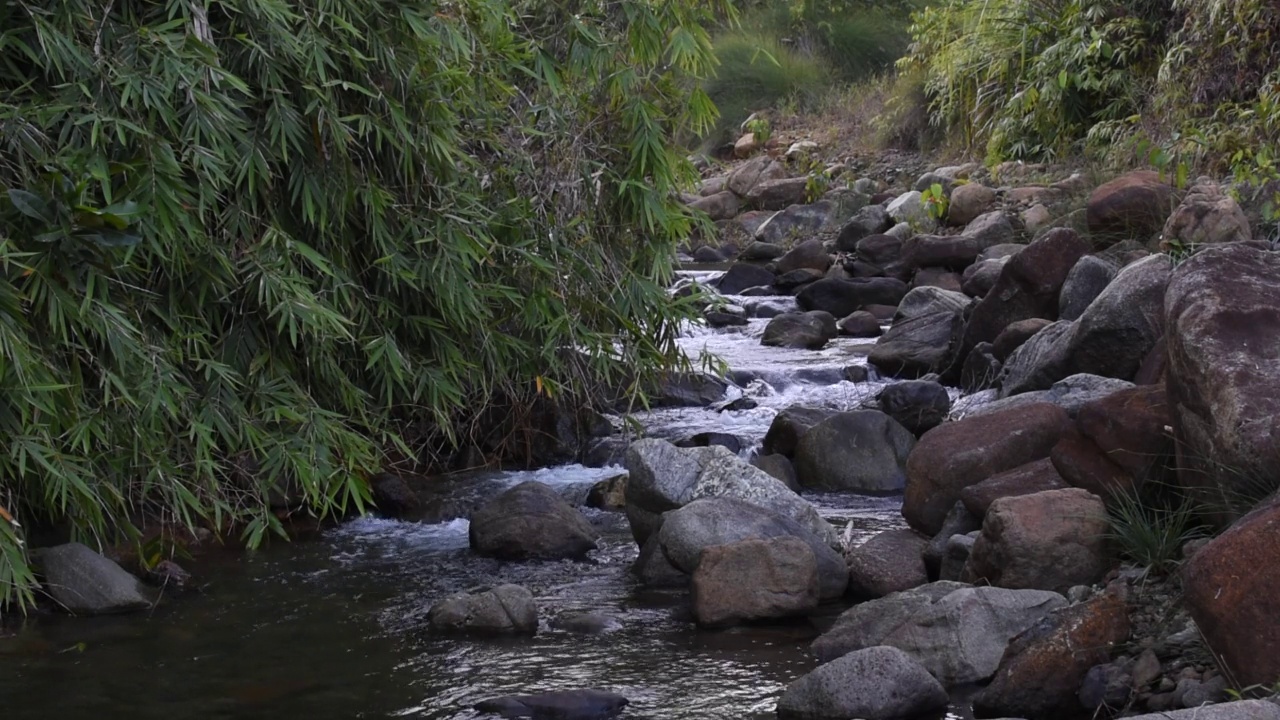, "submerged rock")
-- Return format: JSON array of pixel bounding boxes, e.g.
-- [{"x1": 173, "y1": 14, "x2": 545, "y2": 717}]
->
[
  {"x1": 428, "y1": 584, "x2": 538, "y2": 635},
  {"x1": 474, "y1": 689, "x2": 629, "y2": 719}
]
